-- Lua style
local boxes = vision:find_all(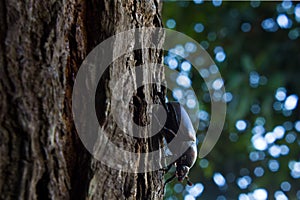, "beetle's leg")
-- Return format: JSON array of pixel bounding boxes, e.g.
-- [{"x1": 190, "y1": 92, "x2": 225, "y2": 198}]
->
[
  {"x1": 163, "y1": 174, "x2": 176, "y2": 189},
  {"x1": 159, "y1": 159, "x2": 174, "y2": 172},
  {"x1": 186, "y1": 176, "x2": 193, "y2": 186},
  {"x1": 163, "y1": 162, "x2": 173, "y2": 173}
]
